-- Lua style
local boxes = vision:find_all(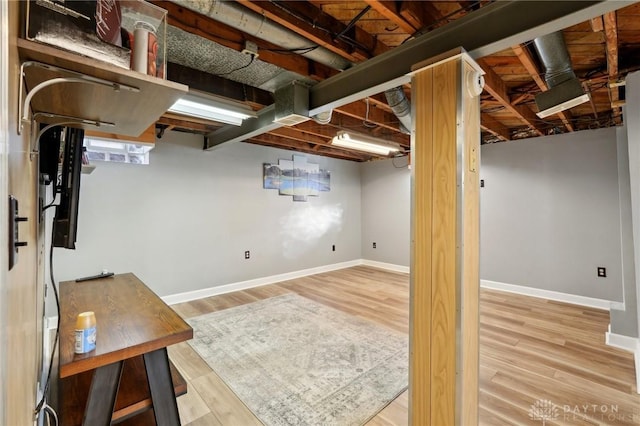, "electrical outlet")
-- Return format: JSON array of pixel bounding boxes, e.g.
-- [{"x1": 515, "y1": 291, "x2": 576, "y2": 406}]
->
[
  {"x1": 245, "y1": 250, "x2": 250, "y2": 259},
  {"x1": 597, "y1": 267, "x2": 606, "y2": 277},
  {"x1": 332, "y1": 245, "x2": 335, "y2": 252},
  {"x1": 480, "y1": 179, "x2": 485, "y2": 188},
  {"x1": 373, "y1": 242, "x2": 377, "y2": 249}
]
